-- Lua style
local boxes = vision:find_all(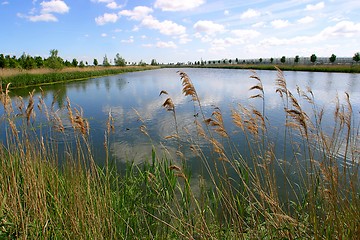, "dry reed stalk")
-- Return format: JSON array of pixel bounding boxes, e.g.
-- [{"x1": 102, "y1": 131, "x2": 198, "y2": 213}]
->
[{"x1": 25, "y1": 89, "x2": 35, "y2": 125}]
